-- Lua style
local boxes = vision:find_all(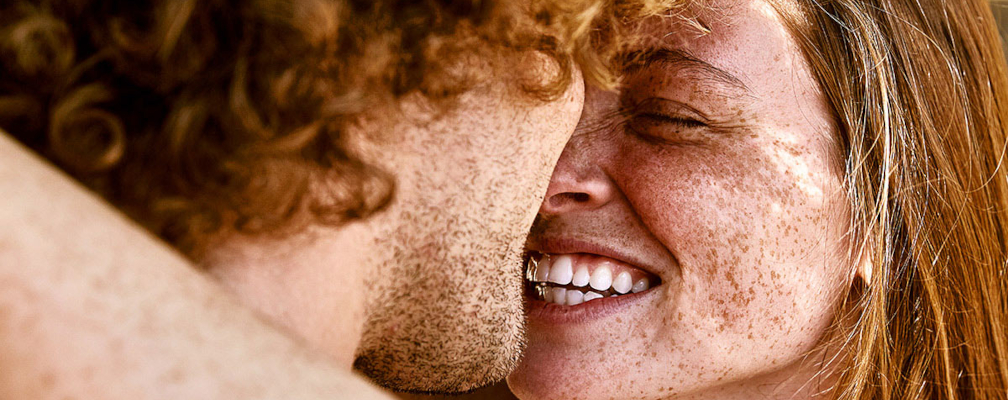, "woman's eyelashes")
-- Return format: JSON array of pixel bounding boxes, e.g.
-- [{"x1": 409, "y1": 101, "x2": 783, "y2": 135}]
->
[
  {"x1": 635, "y1": 112, "x2": 706, "y2": 128},
  {"x1": 621, "y1": 98, "x2": 709, "y2": 146}
]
